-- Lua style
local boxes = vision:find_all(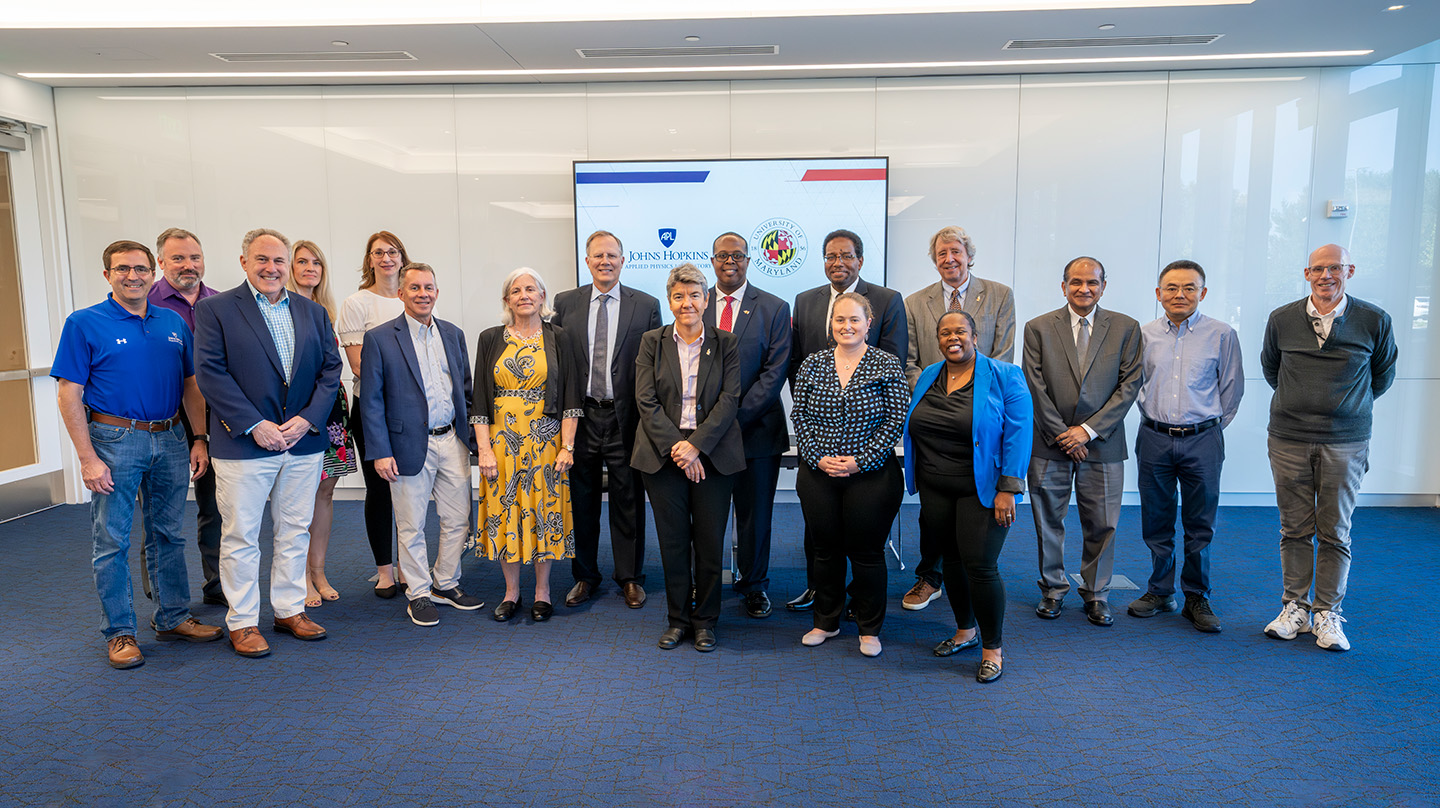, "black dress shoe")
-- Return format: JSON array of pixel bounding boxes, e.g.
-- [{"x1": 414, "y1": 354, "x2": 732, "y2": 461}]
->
[
  {"x1": 202, "y1": 592, "x2": 228, "y2": 607},
  {"x1": 693, "y1": 628, "x2": 717, "y2": 652},
  {"x1": 932, "y1": 635, "x2": 981, "y2": 657},
  {"x1": 1035, "y1": 597, "x2": 1063, "y2": 619},
  {"x1": 976, "y1": 659, "x2": 1004, "y2": 683},
  {"x1": 744, "y1": 591, "x2": 773, "y2": 619},
  {"x1": 786, "y1": 588, "x2": 816, "y2": 612},
  {"x1": 1085, "y1": 600, "x2": 1114, "y2": 627},
  {"x1": 374, "y1": 583, "x2": 399, "y2": 600},
  {"x1": 565, "y1": 581, "x2": 595, "y2": 607},
  {"x1": 657, "y1": 627, "x2": 685, "y2": 650},
  {"x1": 531, "y1": 601, "x2": 553, "y2": 622},
  {"x1": 493, "y1": 596, "x2": 522, "y2": 622}
]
